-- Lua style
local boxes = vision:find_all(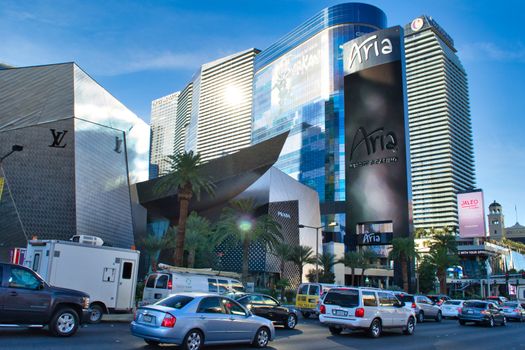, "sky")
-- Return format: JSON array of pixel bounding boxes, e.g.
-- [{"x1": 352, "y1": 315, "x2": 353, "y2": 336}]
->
[{"x1": 1, "y1": 0, "x2": 524, "y2": 225}]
